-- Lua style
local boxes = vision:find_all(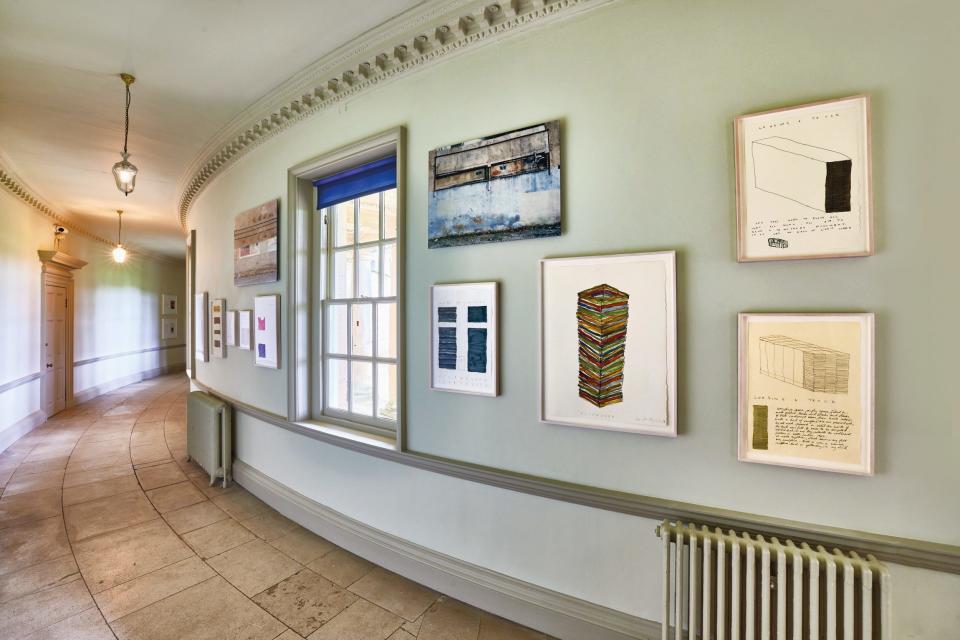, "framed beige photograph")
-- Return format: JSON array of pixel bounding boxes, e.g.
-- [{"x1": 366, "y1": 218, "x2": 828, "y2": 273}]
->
[
  {"x1": 738, "y1": 313, "x2": 875, "y2": 475},
  {"x1": 735, "y1": 95, "x2": 873, "y2": 261}
]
